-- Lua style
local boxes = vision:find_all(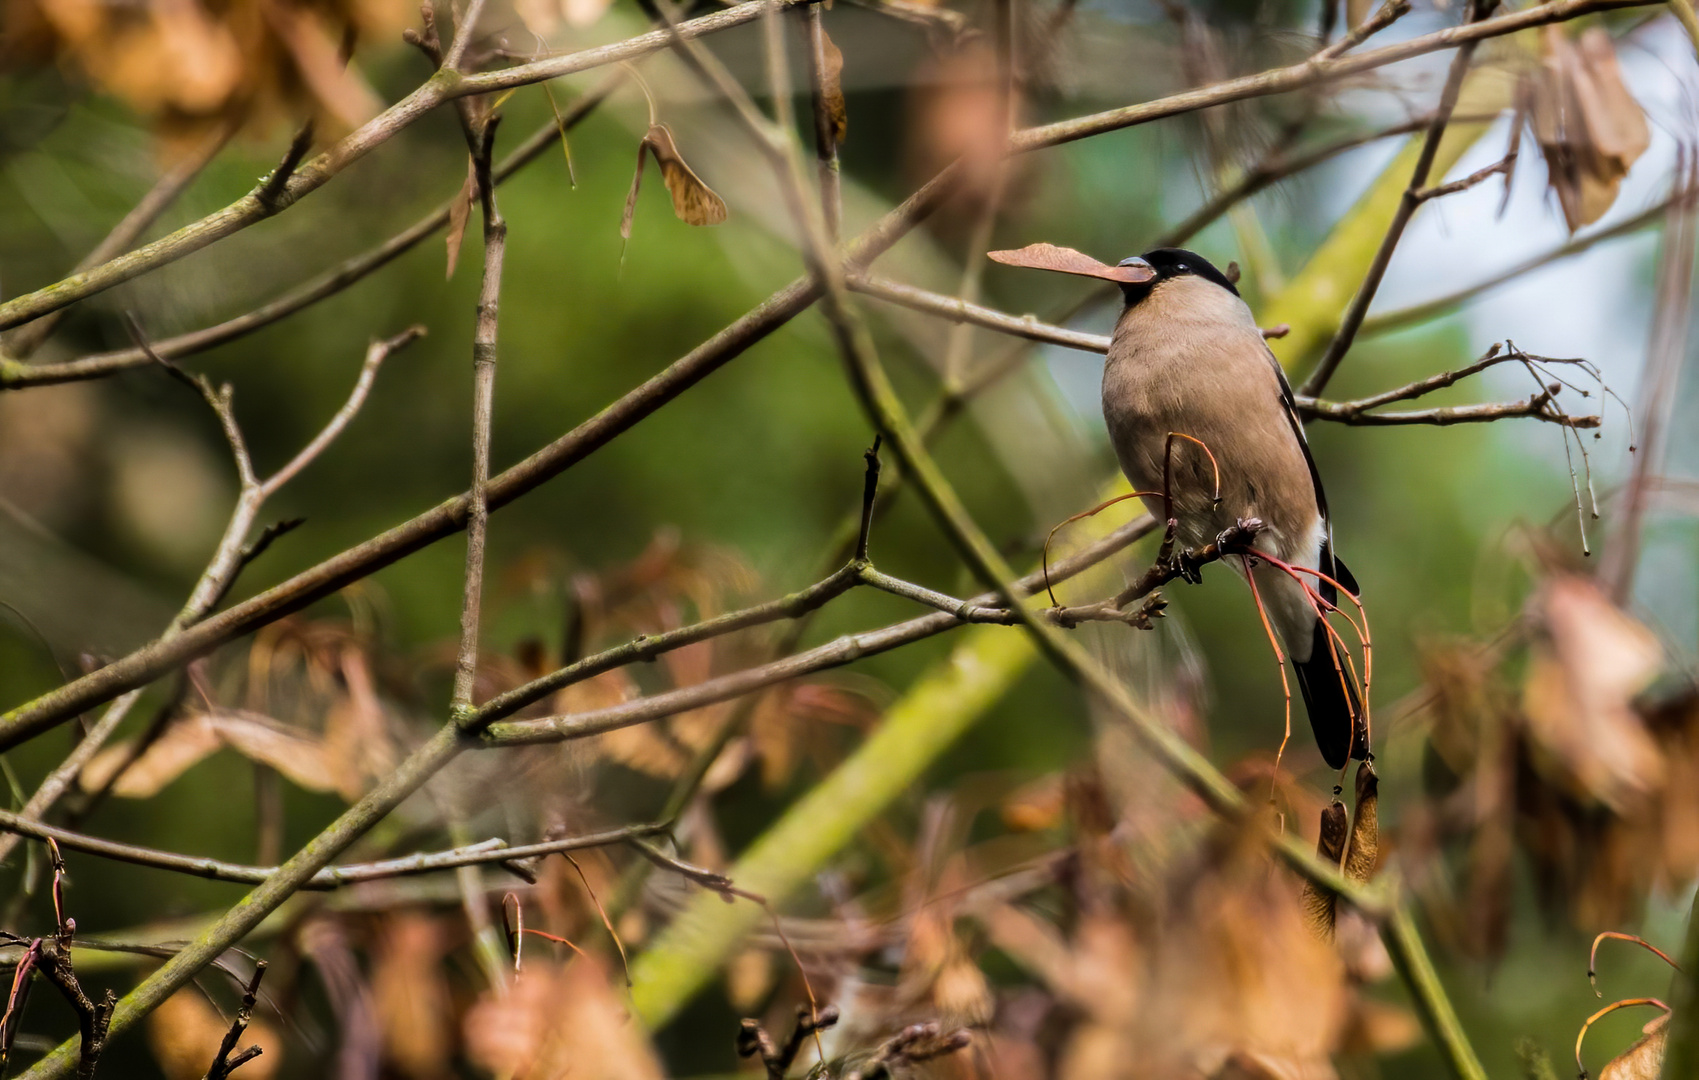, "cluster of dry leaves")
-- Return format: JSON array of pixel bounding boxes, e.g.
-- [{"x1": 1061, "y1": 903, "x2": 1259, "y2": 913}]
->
[
  {"x1": 1519, "y1": 24, "x2": 1652, "y2": 231},
  {"x1": 1407, "y1": 567, "x2": 1693, "y2": 956},
  {"x1": 2, "y1": 0, "x2": 412, "y2": 147}
]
